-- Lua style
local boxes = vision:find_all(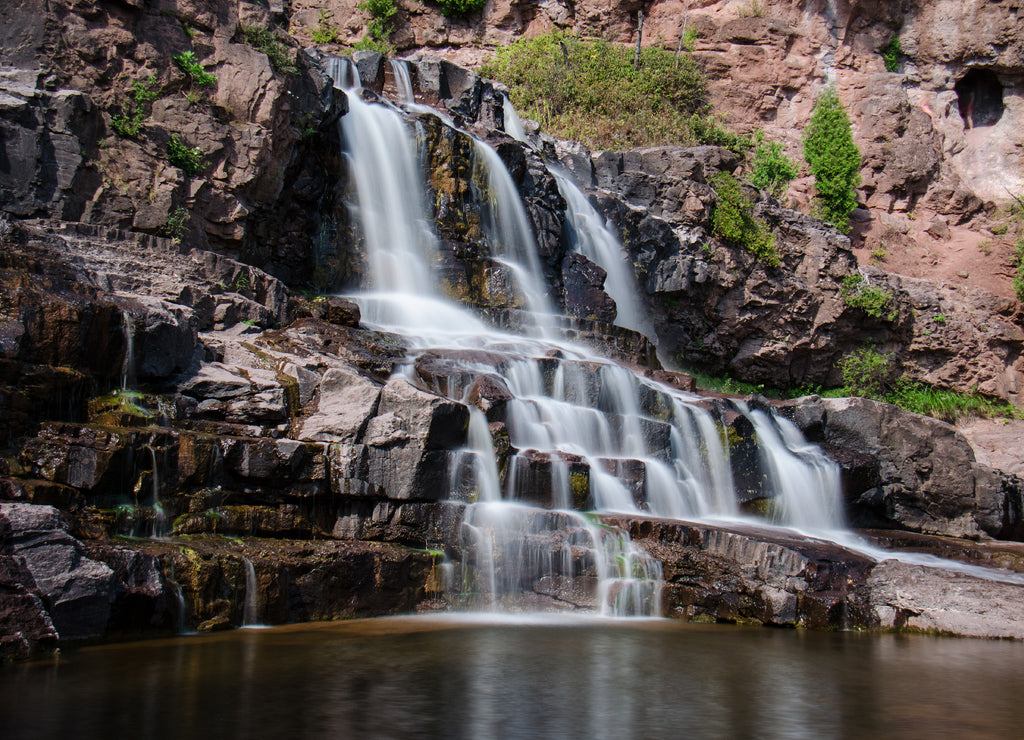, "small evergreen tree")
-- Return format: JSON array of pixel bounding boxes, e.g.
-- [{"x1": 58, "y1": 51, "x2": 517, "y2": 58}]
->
[{"x1": 803, "y1": 88, "x2": 861, "y2": 233}]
